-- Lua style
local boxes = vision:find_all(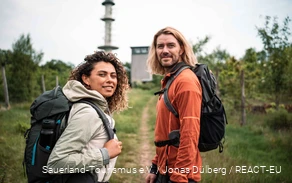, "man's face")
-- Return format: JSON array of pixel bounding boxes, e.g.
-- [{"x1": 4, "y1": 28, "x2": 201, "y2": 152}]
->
[{"x1": 156, "y1": 34, "x2": 183, "y2": 70}]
